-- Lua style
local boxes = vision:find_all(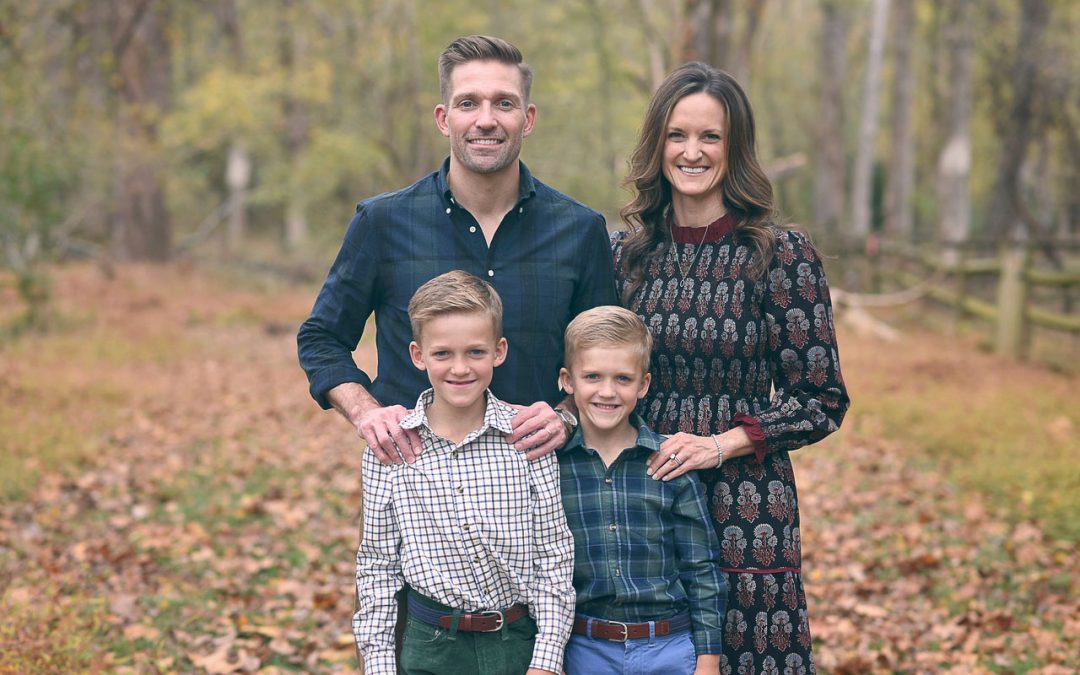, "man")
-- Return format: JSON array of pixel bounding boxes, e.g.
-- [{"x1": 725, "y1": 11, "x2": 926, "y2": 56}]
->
[{"x1": 297, "y1": 35, "x2": 615, "y2": 463}]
